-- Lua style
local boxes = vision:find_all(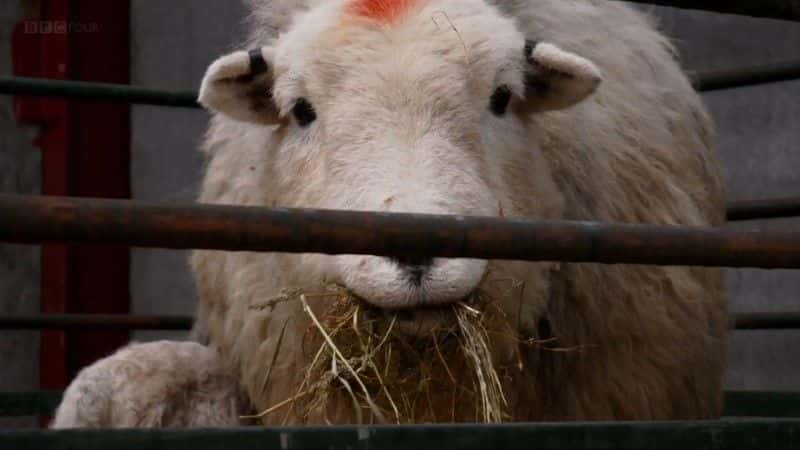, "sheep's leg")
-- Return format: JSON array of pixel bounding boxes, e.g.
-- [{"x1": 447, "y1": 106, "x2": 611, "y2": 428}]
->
[{"x1": 51, "y1": 340, "x2": 244, "y2": 428}]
